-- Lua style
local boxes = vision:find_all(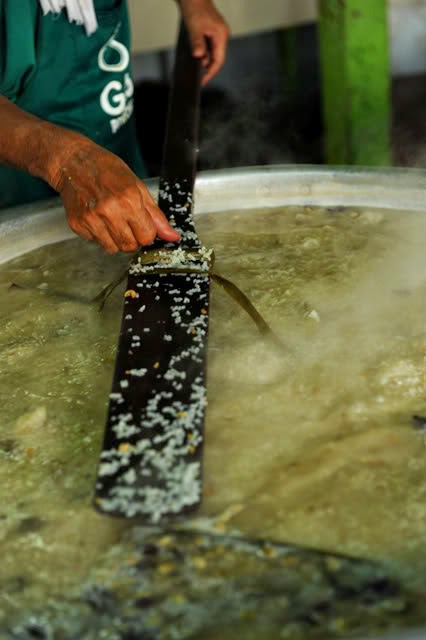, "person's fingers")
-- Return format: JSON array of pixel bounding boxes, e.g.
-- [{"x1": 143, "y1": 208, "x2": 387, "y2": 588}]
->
[
  {"x1": 100, "y1": 187, "x2": 156, "y2": 249},
  {"x1": 128, "y1": 210, "x2": 157, "y2": 247},
  {"x1": 101, "y1": 214, "x2": 140, "y2": 252},
  {"x1": 202, "y1": 32, "x2": 227, "y2": 85},
  {"x1": 67, "y1": 215, "x2": 94, "y2": 241},
  {"x1": 84, "y1": 216, "x2": 120, "y2": 254}
]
